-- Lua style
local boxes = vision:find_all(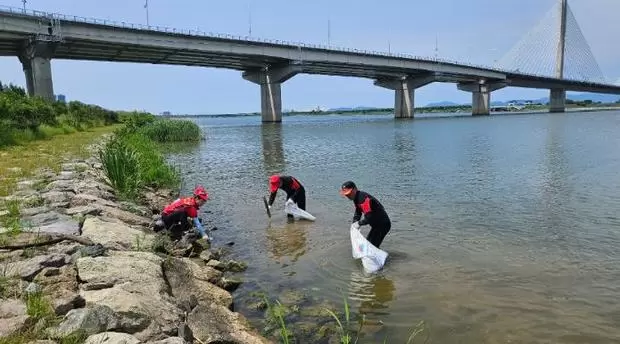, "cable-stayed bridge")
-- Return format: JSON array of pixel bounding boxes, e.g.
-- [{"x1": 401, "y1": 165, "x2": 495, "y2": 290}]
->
[{"x1": 0, "y1": 0, "x2": 617, "y2": 122}]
